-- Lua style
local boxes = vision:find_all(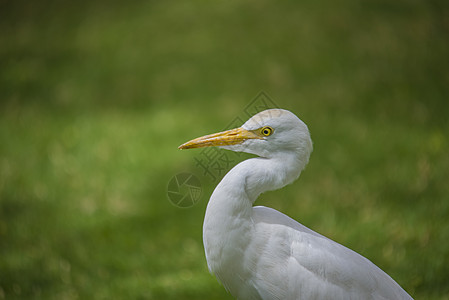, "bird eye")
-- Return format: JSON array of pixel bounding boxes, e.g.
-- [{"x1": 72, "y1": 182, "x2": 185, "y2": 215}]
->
[{"x1": 260, "y1": 126, "x2": 273, "y2": 136}]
